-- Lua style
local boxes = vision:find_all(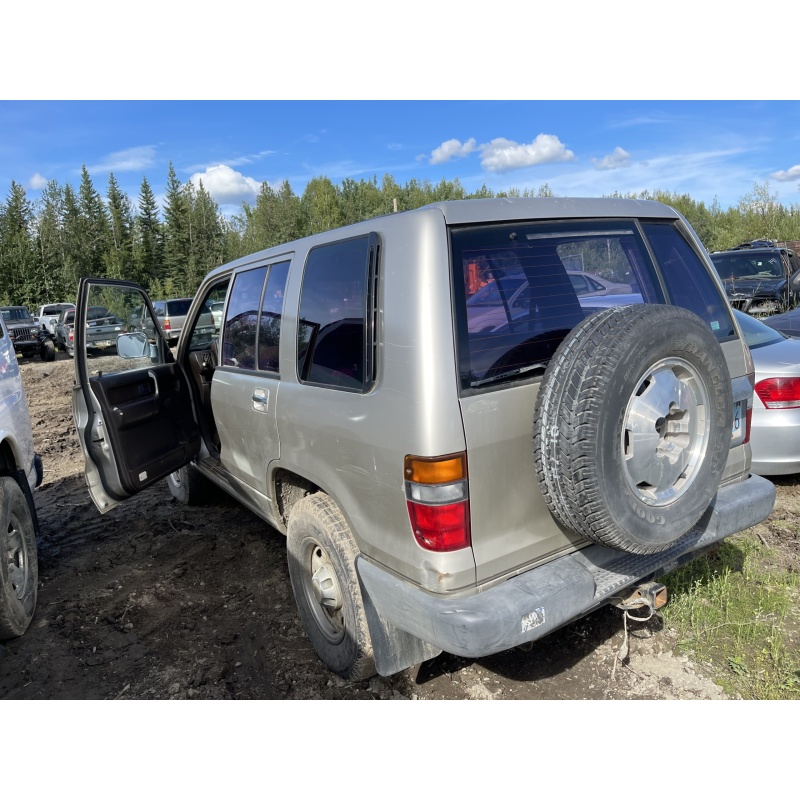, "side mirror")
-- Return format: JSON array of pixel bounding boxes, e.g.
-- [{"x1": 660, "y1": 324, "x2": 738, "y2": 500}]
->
[{"x1": 116, "y1": 331, "x2": 151, "y2": 359}]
